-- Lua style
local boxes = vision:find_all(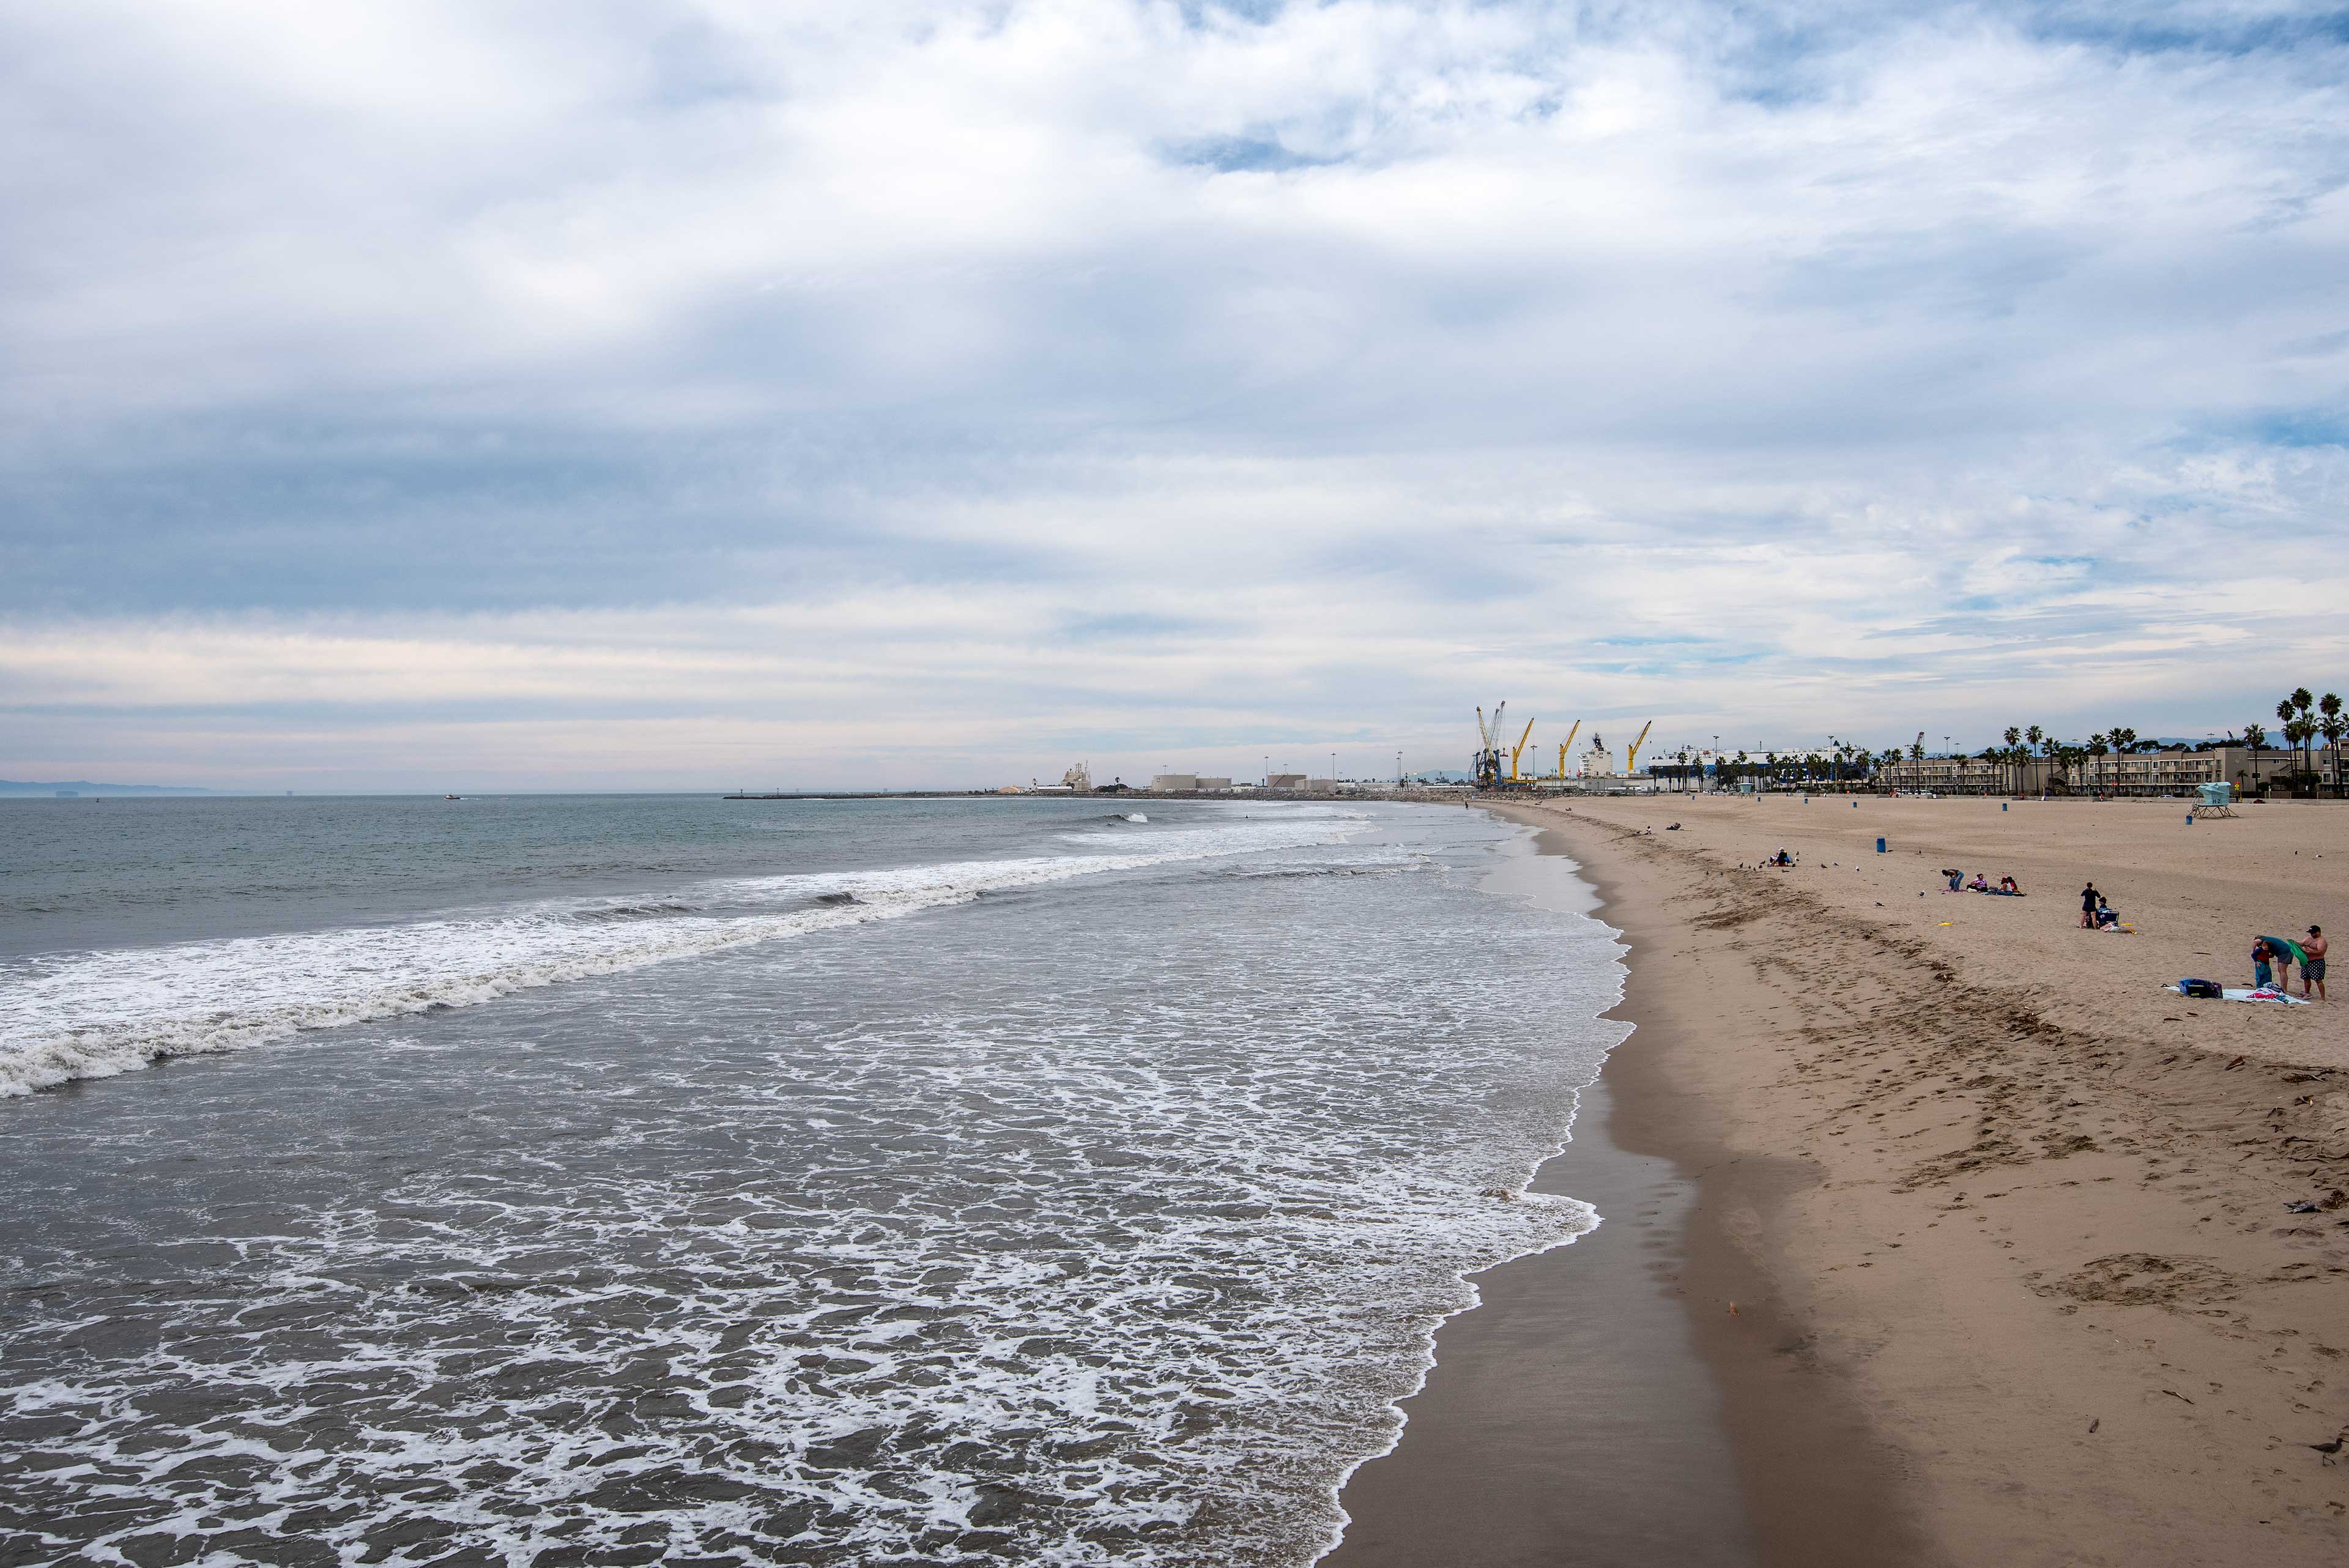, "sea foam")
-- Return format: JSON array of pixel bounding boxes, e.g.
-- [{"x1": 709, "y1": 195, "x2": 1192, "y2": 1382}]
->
[{"x1": 0, "y1": 810, "x2": 1363, "y2": 1097}]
